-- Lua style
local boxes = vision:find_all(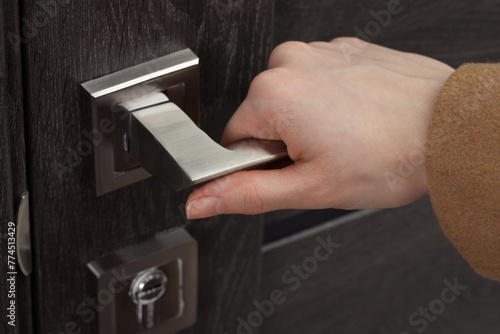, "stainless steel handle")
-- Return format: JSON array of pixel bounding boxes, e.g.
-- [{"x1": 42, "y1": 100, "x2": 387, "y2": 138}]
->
[
  {"x1": 117, "y1": 92, "x2": 288, "y2": 191},
  {"x1": 81, "y1": 49, "x2": 287, "y2": 195}
]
